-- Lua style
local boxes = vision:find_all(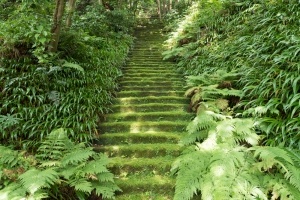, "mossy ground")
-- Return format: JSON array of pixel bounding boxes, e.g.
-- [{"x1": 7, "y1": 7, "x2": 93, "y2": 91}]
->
[{"x1": 95, "y1": 21, "x2": 189, "y2": 199}]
